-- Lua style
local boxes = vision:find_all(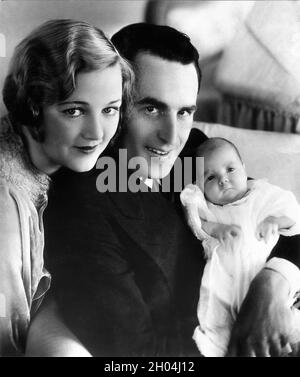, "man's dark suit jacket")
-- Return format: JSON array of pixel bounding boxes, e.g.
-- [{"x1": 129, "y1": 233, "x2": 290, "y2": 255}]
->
[
  {"x1": 44, "y1": 128, "x2": 300, "y2": 357},
  {"x1": 44, "y1": 129, "x2": 208, "y2": 356}
]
